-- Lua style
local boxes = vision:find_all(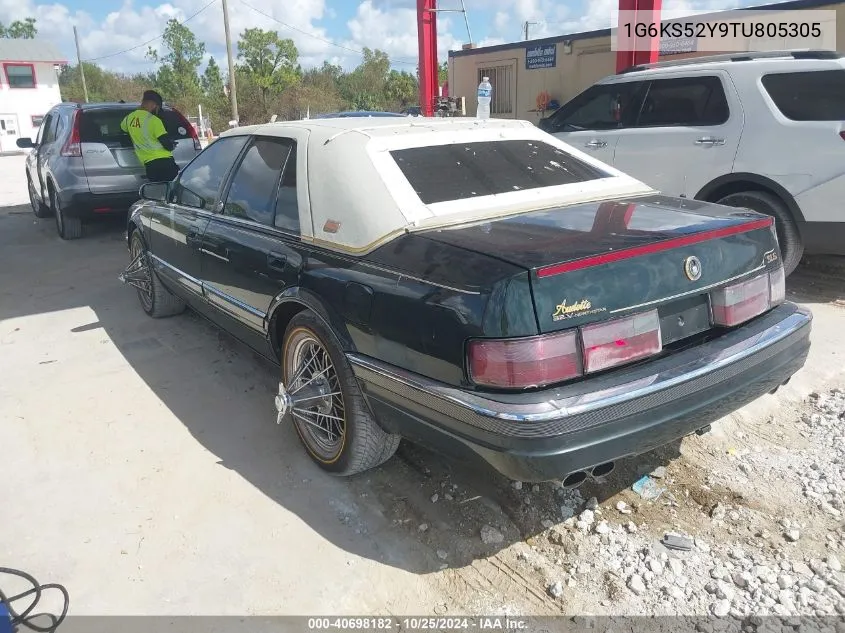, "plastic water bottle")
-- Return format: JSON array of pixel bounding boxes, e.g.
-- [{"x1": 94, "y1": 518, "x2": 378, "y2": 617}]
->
[{"x1": 477, "y1": 77, "x2": 492, "y2": 120}]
